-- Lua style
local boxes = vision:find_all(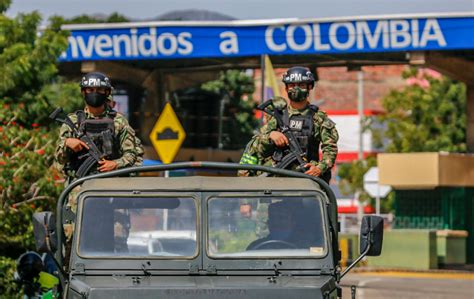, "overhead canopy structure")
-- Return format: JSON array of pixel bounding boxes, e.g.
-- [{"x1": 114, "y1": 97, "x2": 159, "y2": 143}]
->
[
  {"x1": 59, "y1": 12, "x2": 474, "y2": 151},
  {"x1": 61, "y1": 12, "x2": 473, "y2": 68}
]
